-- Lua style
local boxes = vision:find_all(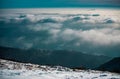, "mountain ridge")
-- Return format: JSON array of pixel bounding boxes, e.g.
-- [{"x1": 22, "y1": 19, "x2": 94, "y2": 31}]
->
[
  {"x1": 98, "y1": 57, "x2": 120, "y2": 73},
  {"x1": 0, "y1": 46, "x2": 111, "y2": 69}
]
